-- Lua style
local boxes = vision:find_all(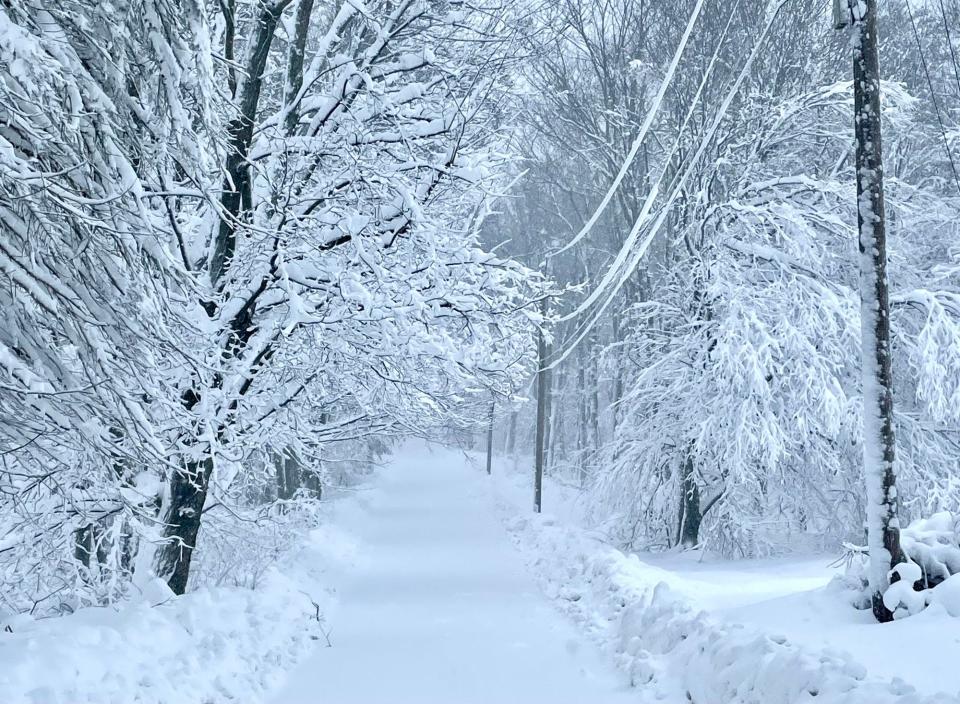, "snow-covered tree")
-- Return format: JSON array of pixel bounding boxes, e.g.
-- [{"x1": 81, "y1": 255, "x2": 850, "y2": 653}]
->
[
  {"x1": 0, "y1": 0, "x2": 212, "y2": 611},
  {"x1": 586, "y1": 76, "x2": 960, "y2": 565},
  {"x1": 0, "y1": 0, "x2": 540, "y2": 609},
  {"x1": 148, "y1": 0, "x2": 540, "y2": 593}
]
